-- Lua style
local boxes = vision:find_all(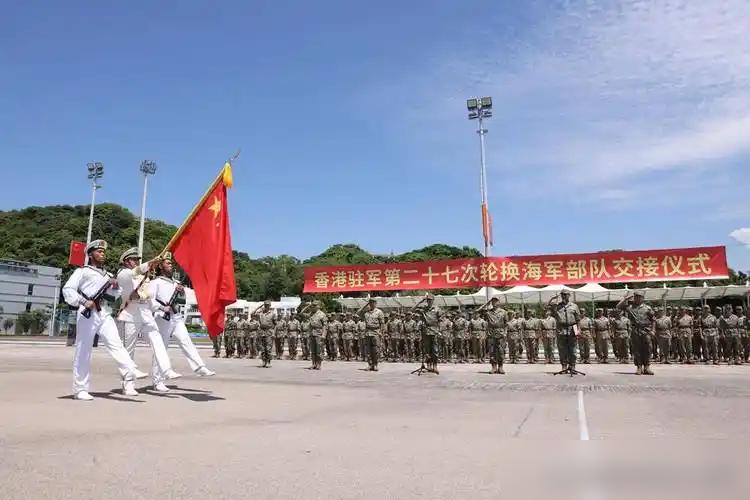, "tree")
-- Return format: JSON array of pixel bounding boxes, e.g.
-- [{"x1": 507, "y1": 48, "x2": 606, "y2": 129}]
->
[
  {"x1": 15, "y1": 309, "x2": 51, "y2": 335},
  {"x1": 2, "y1": 318, "x2": 13, "y2": 335}
]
